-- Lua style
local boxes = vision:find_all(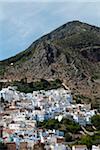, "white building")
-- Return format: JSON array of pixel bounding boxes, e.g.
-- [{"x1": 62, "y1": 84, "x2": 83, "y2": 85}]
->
[
  {"x1": 9, "y1": 123, "x2": 20, "y2": 130},
  {"x1": 72, "y1": 145, "x2": 88, "y2": 150},
  {"x1": 92, "y1": 145, "x2": 100, "y2": 150}
]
